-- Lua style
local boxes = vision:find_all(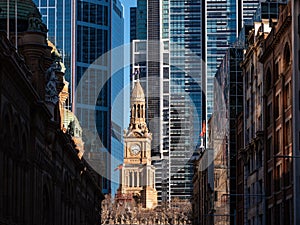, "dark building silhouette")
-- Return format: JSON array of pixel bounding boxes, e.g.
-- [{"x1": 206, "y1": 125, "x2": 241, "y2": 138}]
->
[
  {"x1": 0, "y1": 1, "x2": 103, "y2": 224},
  {"x1": 236, "y1": 112, "x2": 244, "y2": 225}
]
